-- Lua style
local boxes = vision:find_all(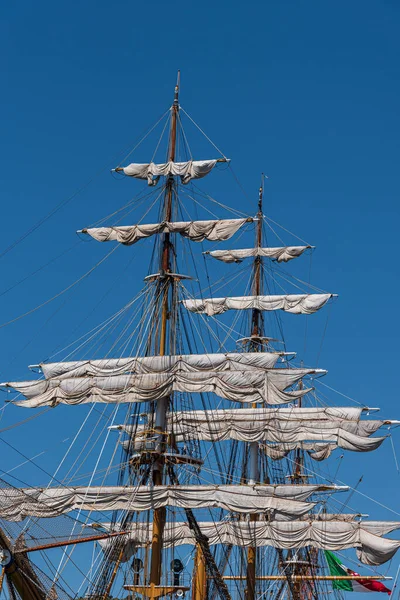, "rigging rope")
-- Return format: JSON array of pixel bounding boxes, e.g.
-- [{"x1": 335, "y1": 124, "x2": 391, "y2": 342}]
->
[
  {"x1": 0, "y1": 244, "x2": 120, "y2": 330},
  {"x1": 167, "y1": 465, "x2": 232, "y2": 600}
]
